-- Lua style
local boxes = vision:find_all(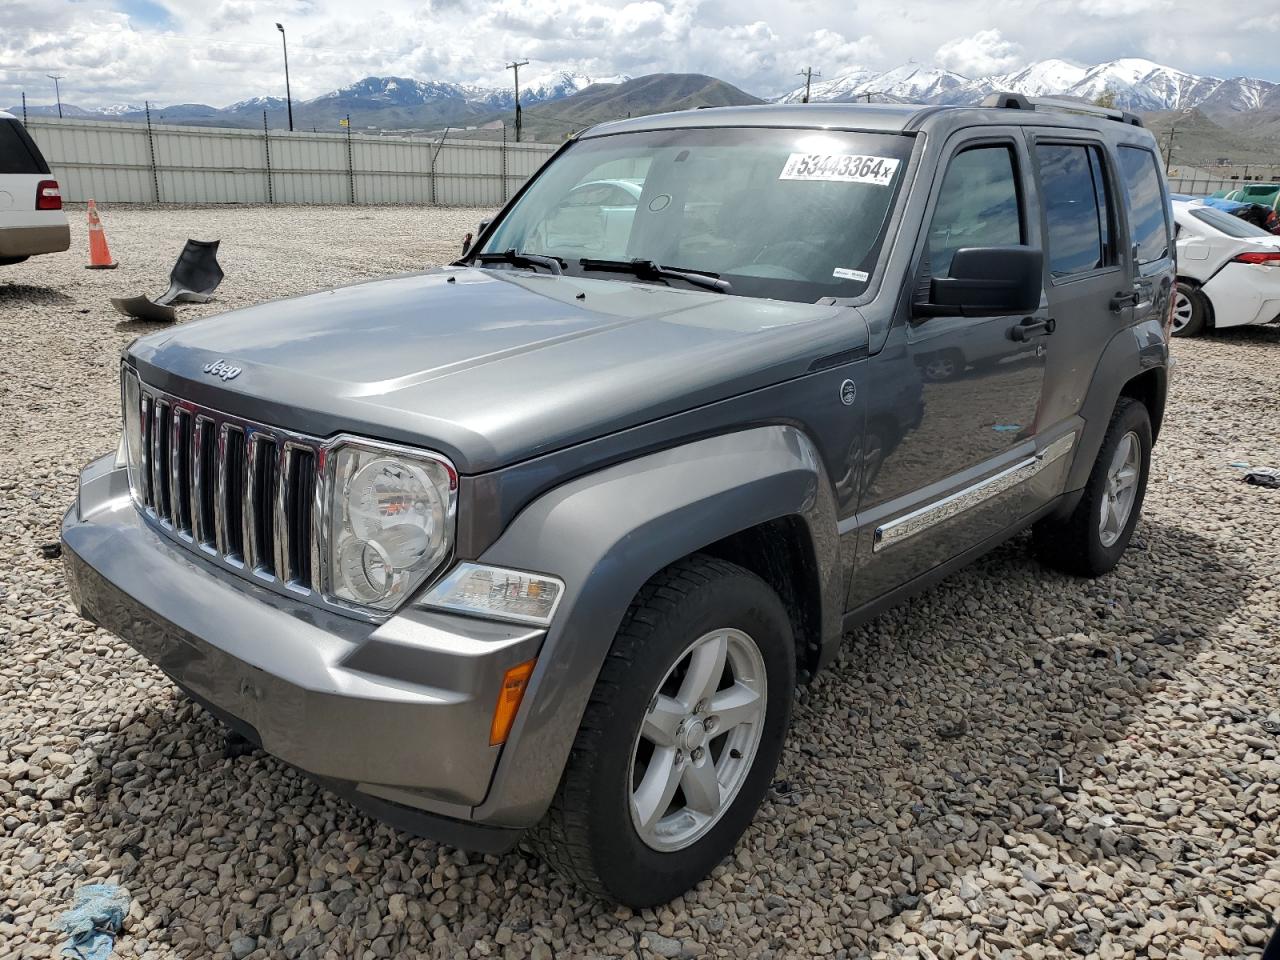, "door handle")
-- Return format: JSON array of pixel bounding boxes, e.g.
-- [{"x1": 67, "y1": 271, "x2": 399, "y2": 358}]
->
[
  {"x1": 1110, "y1": 290, "x2": 1139, "y2": 312},
  {"x1": 1009, "y1": 316, "x2": 1055, "y2": 342}
]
